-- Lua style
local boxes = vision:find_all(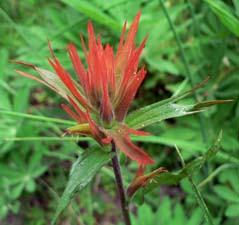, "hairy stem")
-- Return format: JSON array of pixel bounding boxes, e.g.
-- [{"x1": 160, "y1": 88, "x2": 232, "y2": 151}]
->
[{"x1": 111, "y1": 141, "x2": 131, "y2": 225}]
